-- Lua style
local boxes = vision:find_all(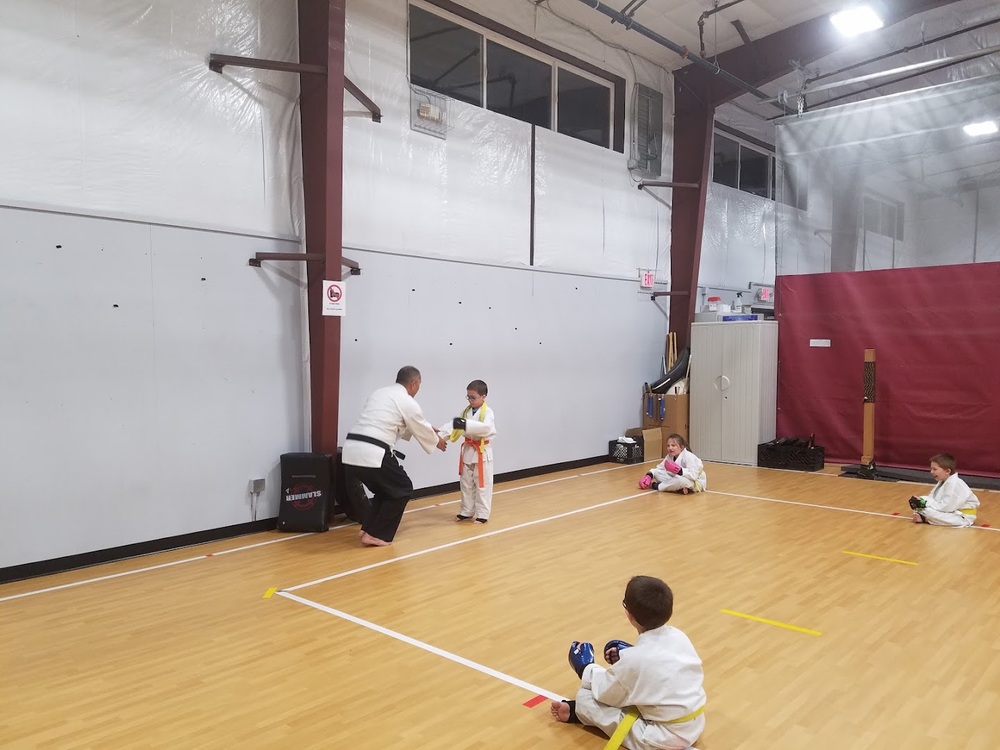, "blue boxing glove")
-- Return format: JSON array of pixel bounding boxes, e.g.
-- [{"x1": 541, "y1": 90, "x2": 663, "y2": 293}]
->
[
  {"x1": 568, "y1": 641, "x2": 595, "y2": 678},
  {"x1": 603, "y1": 639, "x2": 634, "y2": 665}
]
